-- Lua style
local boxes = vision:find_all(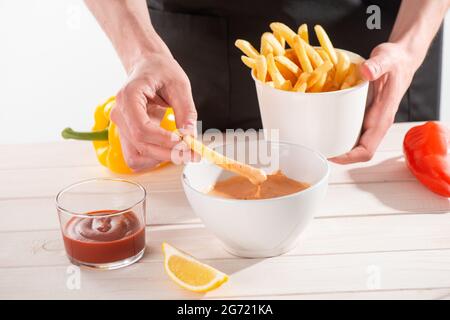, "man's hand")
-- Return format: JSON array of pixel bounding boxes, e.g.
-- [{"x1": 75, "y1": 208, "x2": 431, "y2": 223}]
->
[
  {"x1": 330, "y1": 42, "x2": 415, "y2": 164},
  {"x1": 84, "y1": 0, "x2": 198, "y2": 171},
  {"x1": 331, "y1": 0, "x2": 450, "y2": 164},
  {"x1": 110, "y1": 54, "x2": 198, "y2": 171}
]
